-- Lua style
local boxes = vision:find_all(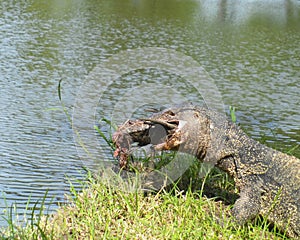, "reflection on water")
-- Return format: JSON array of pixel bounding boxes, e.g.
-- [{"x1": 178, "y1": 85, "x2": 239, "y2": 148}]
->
[
  {"x1": 0, "y1": 0, "x2": 299, "y2": 226},
  {"x1": 199, "y1": 0, "x2": 300, "y2": 26}
]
